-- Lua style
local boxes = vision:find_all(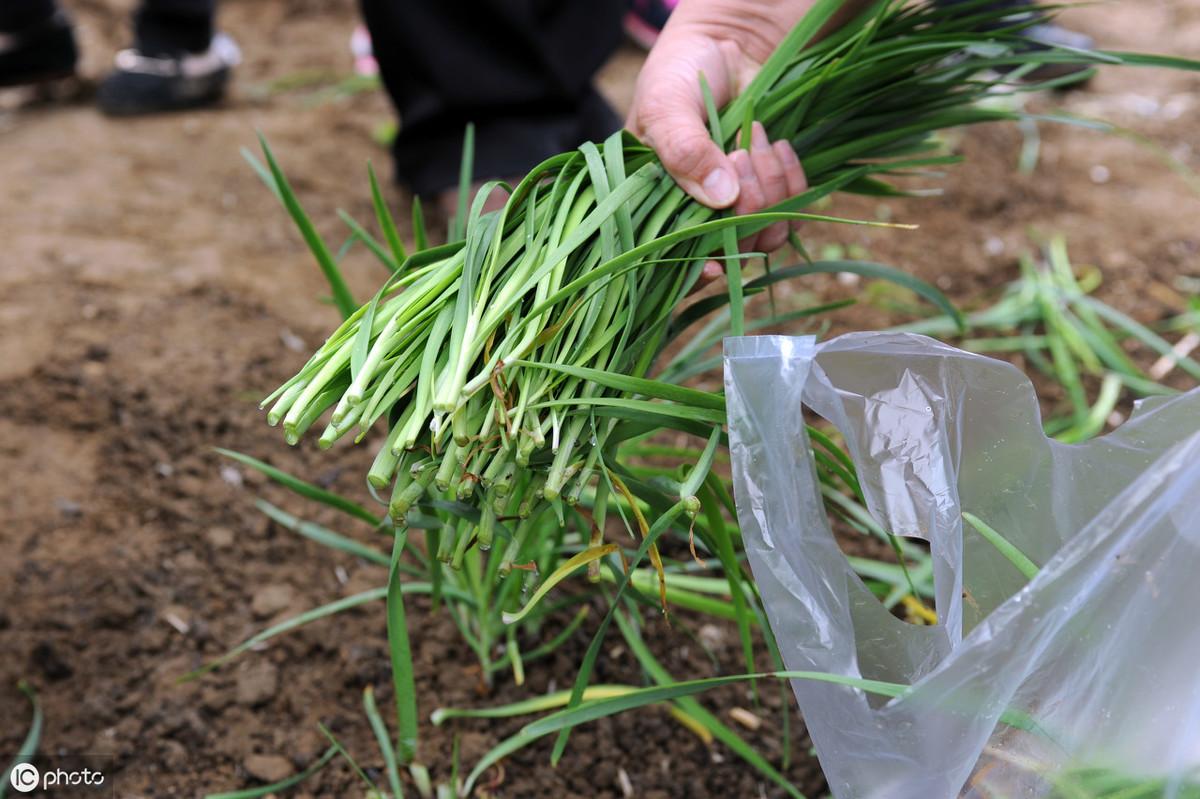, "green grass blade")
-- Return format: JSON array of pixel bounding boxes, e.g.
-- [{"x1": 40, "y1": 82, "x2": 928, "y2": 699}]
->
[
  {"x1": 386, "y1": 530, "x2": 420, "y2": 764},
  {"x1": 1, "y1": 681, "x2": 43, "y2": 799},
  {"x1": 679, "y1": 427, "x2": 722, "y2": 500},
  {"x1": 339, "y1": 209, "x2": 402, "y2": 274},
  {"x1": 515, "y1": 361, "x2": 723, "y2": 410},
  {"x1": 368, "y1": 162, "x2": 407, "y2": 268},
  {"x1": 701, "y1": 479, "x2": 758, "y2": 688},
  {"x1": 255, "y1": 499, "x2": 389, "y2": 565},
  {"x1": 549, "y1": 500, "x2": 689, "y2": 764},
  {"x1": 181, "y1": 588, "x2": 387, "y2": 680},
  {"x1": 364, "y1": 686, "x2": 405, "y2": 799},
  {"x1": 1102, "y1": 51, "x2": 1200, "y2": 72},
  {"x1": 488, "y1": 606, "x2": 591, "y2": 675},
  {"x1": 240, "y1": 147, "x2": 283, "y2": 203},
  {"x1": 611, "y1": 610, "x2": 805, "y2": 799},
  {"x1": 257, "y1": 135, "x2": 357, "y2": 319},
  {"x1": 1056, "y1": 372, "x2": 1122, "y2": 444},
  {"x1": 318, "y1": 723, "x2": 378, "y2": 793},
  {"x1": 450, "y1": 123, "x2": 475, "y2": 243},
  {"x1": 350, "y1": 286, "x2": 382, "y2": 383},
  {"x1": 1079, "y1": 297, "x2": 1200, "y2": 381},
  {"x1": 411, "y1": 196, "x2": 429, "y2": 251},
  {"x1": 502, "y1": 544, "x2": 618, "y2": 624},
  {"x1": 528, "y1": 664, "x2": 909, "y2": 738},
  {"x1": 699, "y1": 72, "x2": 723, "y2": 144},
  {"x1": 432, "y1": 685, "x2": 638, "y2": 725},
  {"x1": 215, "y1": 449, "x2": 380, "y2": 526},
  {"x1": 962, "y1": 511, "x2": 1040, "y2": 580},
  {"x1": 534, "y1": 397, "x2": 725, "y2": 426},
  {"x1": 180, "y1": 582, "x2": 471, "y2": 682},
  {"x1": 744, "y1": 260, "x2": 964, "y2": 330},
  {"x1": 724, "y1": 226, "x2": 745, "y2": 337}
]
